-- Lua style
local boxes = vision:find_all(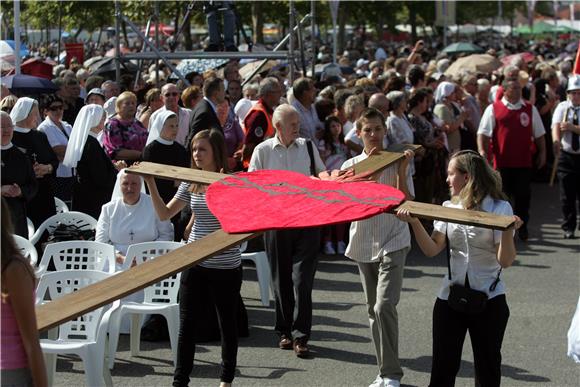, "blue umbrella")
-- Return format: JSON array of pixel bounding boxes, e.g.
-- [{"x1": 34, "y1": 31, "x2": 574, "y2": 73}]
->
[
  {"x1": 0, "y1": 40, "x2": 30, "y2": 58},
  {"x1": 0, "y1": 74, "x2": 58, "y2": 96}
]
